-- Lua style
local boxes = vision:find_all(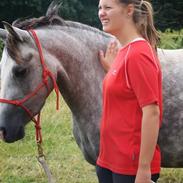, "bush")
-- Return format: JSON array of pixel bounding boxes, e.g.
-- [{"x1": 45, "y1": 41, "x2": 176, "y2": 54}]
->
[{"x1": 159, "y1": 29, "x2": 183, "y2": 49}]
